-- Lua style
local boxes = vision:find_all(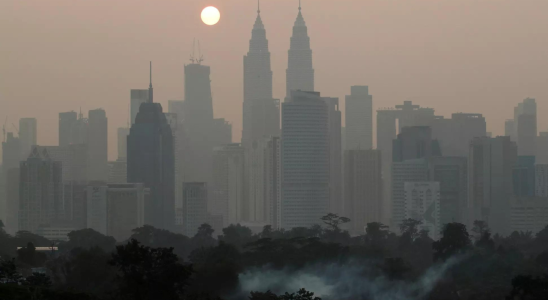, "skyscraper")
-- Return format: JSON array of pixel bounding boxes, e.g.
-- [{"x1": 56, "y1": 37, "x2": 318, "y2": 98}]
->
[
  {"x1": 468, "y1": 136, "x2": 517, "y2": 236},
  {"x1": 537, "y1": 132, "x2": 548, "y2": 164},
  {"x1": 344, "y1": 149, "x2": 383, "y2": 234},
  {"x1": 88, "y1": 109, "x2": 108, "y2": 181},
  {"x1": 281, "y1": 91, "x2": 329, "y2": 229},
  {"x1": 391, "y1": 159, "x2": 429, "y2": 229},
  {"x1": 286, "y1": 3, "x2": 314, "y2": 98},
  {"x1": 428, "y1": 156, "x2": 468, "y2": 225},
  {"x1": 243, "y1": 4, "x2": 280, "y2": 224},
  {"x1": 19, "y1": 118, "x2": 37, "y2": 160},
  {"x1": 117, "y1": 127, "x2": 130, "y2": 160},
  {"x1": 19, "y1": 147, "x2": 63, "y2": 233},
  {"x1": 431, "y1": 113, "x2": 487, "y2": 157},
  {"x1": 505, "y1": 119, "x2": 515, "y2": 141},
  {"x1": 264, "y1": 136, "x2": 281, "y2": 228},
  {"x1": 392, "y1": 126, "x2": 441, "y2": 163},
  {"x1": 513, "y1": 98, "x2": 537, "y2": 156},
  {"x1": 211, "y1": 144, "x2": 245, "y2": 226},
  {"x1": 182, "y1": 182, "x2": 208, "y2": 237},
  {"x1": 127, "y1": 63, "x2": 175, "y2": 230},
  {"x1": 345, "y1": 86, "x2": 373, "y2": 150},
  {"x1": 130, "y1": 89, "x2": 149, "y2": 125},
  {"x1": 183, "y1": 63, "x2": 214, "y2": 183},
  {"x1": 2, "y1": 132, "x2": 21, "y2": 172},
  {"x1": 323, "y1": 97, "x2": 342, "y2": 215},
  {"x1": 404, "y1": 182, "x2": 441, "y2": 240},
  {"x1": 59, "y1": 111, "x2": 77, "y2": 146}
]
